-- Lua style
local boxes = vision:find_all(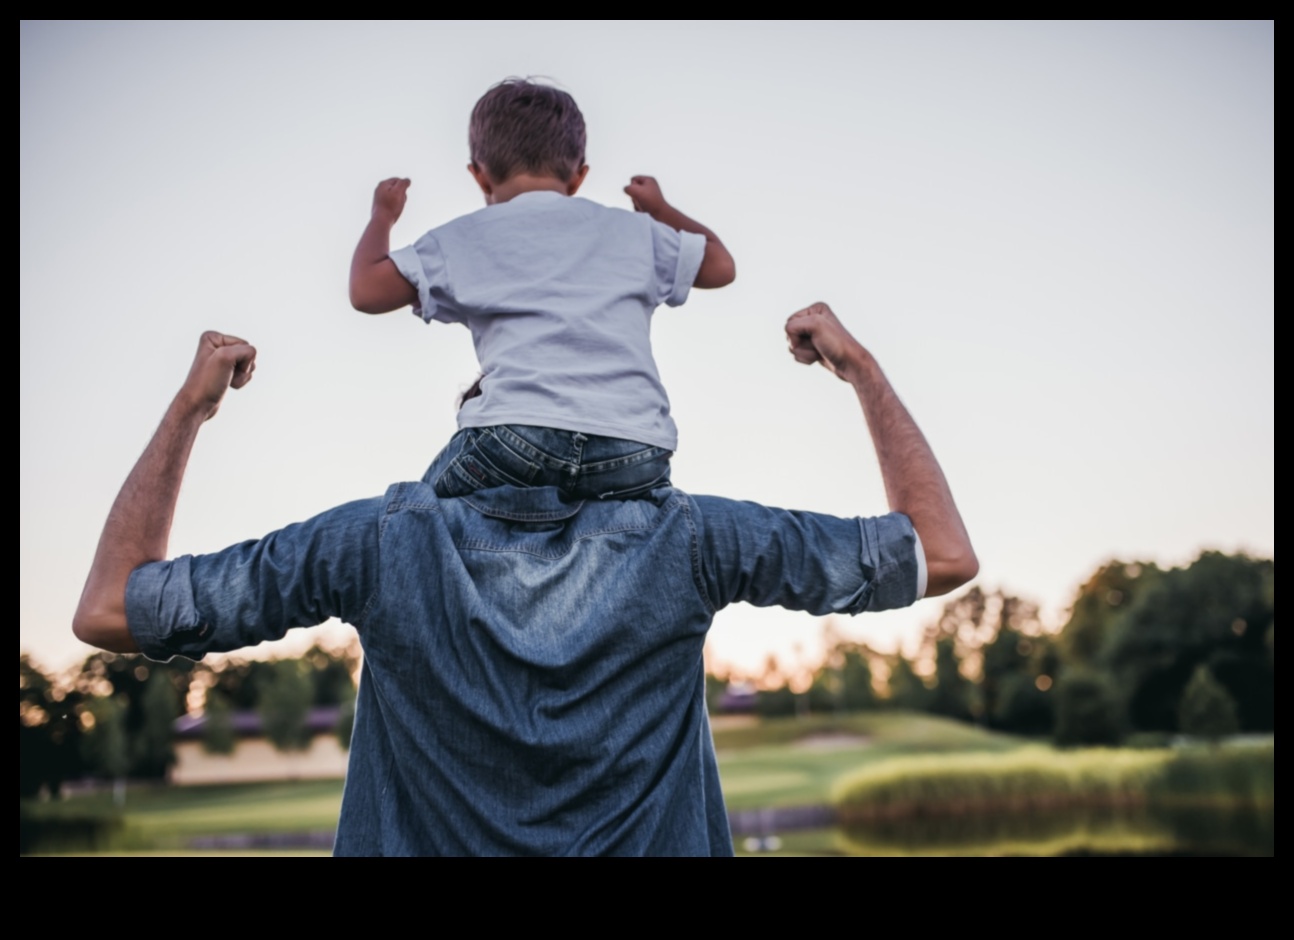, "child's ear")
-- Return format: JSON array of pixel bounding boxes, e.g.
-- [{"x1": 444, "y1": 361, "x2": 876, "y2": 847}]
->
[
  {"x1": 468, "y1": 163, "x2": 494, "y2": 201},
  {"x1": 566, "y1": 165, "x2": 590, "y2": 196}
]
